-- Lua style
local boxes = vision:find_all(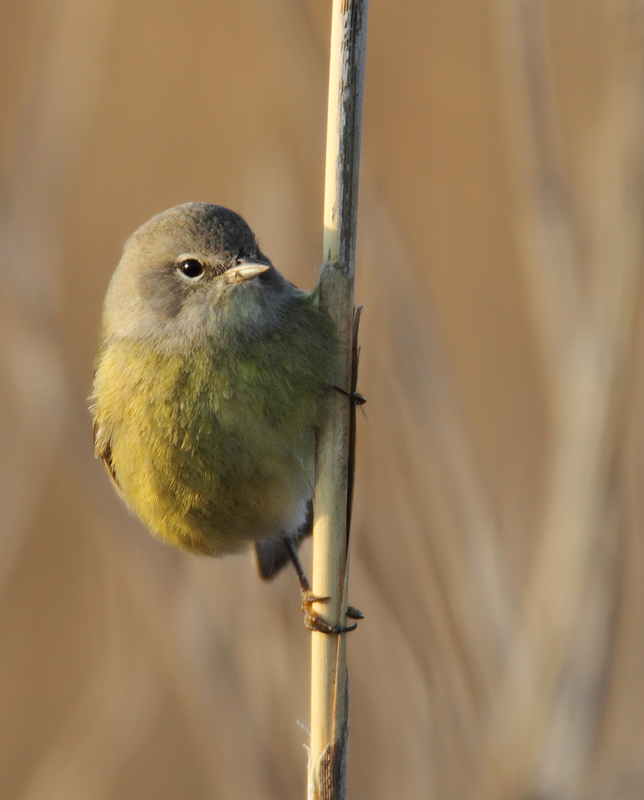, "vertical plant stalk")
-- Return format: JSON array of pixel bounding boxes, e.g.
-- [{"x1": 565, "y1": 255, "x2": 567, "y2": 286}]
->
[{"x1": 308, "y1": 1, "x2": 368, "y2": 799}]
